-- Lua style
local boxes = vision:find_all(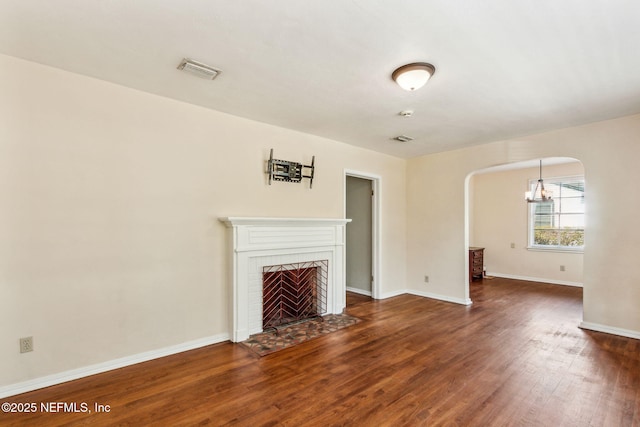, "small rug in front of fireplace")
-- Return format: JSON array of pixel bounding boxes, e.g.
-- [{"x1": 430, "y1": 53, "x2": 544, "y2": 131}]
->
[{"x1": 241, "y1": 314, "x2": 361, "y2": 357}]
